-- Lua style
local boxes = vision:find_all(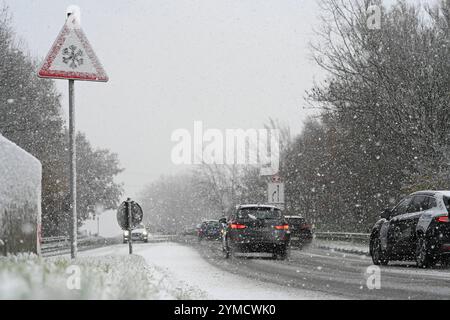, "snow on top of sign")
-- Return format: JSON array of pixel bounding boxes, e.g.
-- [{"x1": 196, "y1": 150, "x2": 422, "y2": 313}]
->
[{"x1": 66, "y1": 5, "x2": 81, "y2": 24}]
